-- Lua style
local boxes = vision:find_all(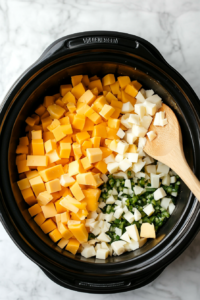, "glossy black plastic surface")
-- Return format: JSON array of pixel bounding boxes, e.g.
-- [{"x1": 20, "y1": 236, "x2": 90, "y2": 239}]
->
[{"x1": 0, "y1": 32, "x2": 200, "y2": 293}]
